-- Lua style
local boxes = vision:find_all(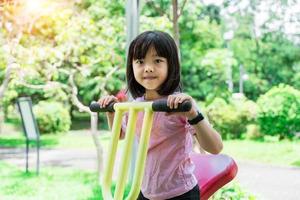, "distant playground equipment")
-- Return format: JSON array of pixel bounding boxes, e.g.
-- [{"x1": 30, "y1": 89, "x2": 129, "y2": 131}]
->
[{"x1": 90, "y1": 99, "x2": 238, "y2": 200}]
